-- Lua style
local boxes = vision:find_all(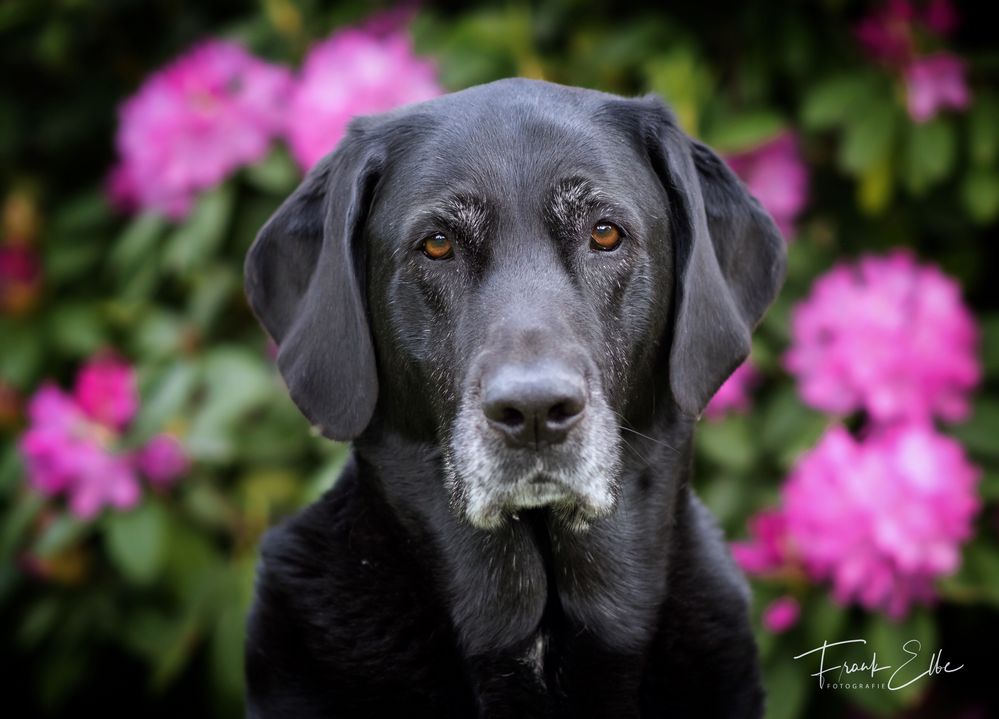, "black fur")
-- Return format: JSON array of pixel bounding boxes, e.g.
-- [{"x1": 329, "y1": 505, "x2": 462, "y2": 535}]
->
[{"x1": 244, "y1": 79, "x2": 785, "y2": 718}]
